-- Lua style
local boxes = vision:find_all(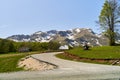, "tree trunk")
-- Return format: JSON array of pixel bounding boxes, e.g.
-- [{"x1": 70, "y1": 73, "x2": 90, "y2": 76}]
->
[
  {"x1": 109, "y1": 37, "x2": 115, "y2": 46},
  {"x1": 109, "y1": 30, "x2": 115, "y2": 46}
]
